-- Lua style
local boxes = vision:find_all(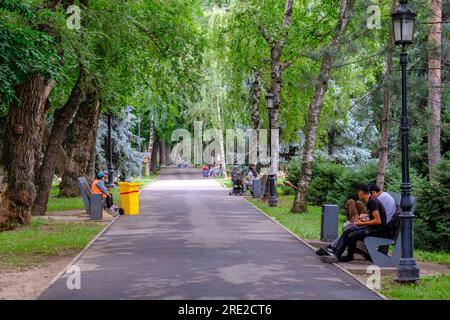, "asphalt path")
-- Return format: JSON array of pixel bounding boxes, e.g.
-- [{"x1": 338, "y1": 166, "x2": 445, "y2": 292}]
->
[{"x1": 40, "y1": 167, "x2": 380, "y2": 300}]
